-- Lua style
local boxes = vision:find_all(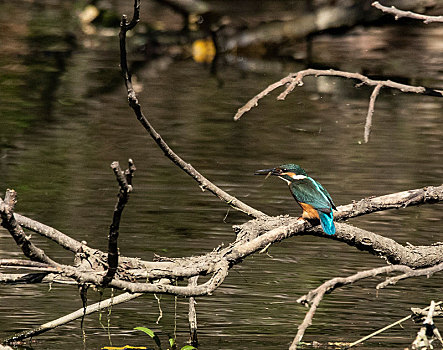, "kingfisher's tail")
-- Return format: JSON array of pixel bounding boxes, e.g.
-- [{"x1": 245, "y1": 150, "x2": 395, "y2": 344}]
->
[{"x1": 318, "y1": 210, "x2": 335, "y2": 235}]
